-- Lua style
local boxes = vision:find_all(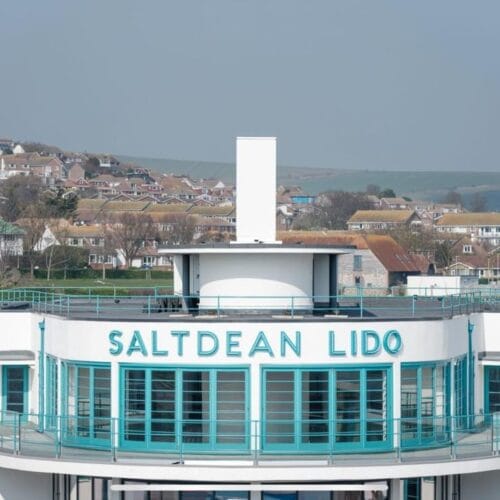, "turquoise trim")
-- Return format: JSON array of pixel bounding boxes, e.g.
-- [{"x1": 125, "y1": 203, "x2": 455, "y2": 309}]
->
[
  {"x1": 261, "y1": 364, "x2": 393, "y2": 453},
  {"x1": 400, "y1": 361, "x2": 451, "y2": 448},
  {"x1": 119, "y1": 364, "x2": 250, "y2": 453},
  {"x1": 2, "y1": 365, "x2": 29, "y2": 420},
  {"x1": 62, "y1": 361, "x2": 111, "y2": 448},
  {"x1": 45, "y1": 355, "x2": 58, "y2": 430}
]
